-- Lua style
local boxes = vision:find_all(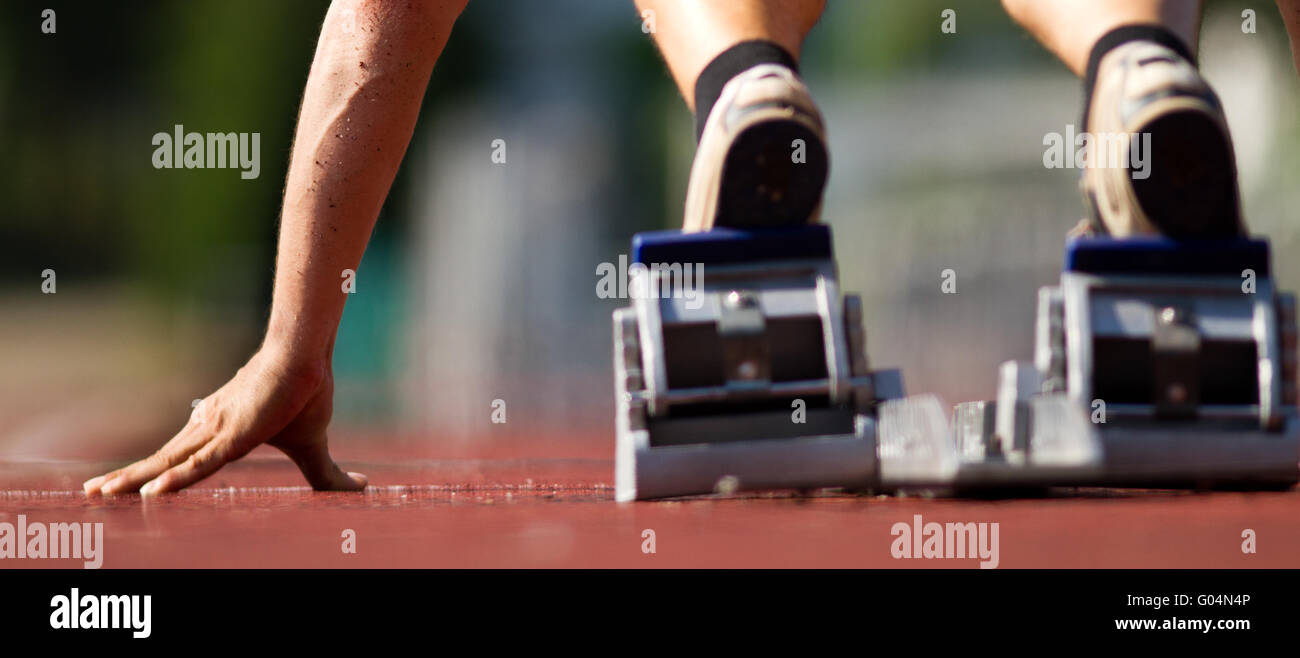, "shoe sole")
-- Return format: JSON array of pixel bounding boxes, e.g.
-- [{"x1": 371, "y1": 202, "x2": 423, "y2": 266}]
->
[
  {"x1": 1130, "y1": 110, "x2": 1240, "y2": 239},
  {"x1": 713, "y1": 119, "x2": 829, "y2": 229}
]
